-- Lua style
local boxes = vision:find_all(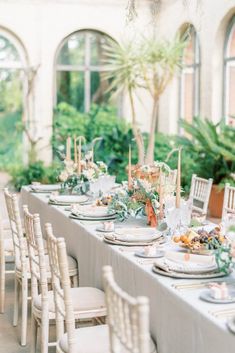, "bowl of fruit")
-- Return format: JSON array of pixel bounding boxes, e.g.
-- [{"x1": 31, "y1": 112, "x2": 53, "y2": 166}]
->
[{"x1": 173, "y1": 226, "x2": 226, "y2": 255}]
